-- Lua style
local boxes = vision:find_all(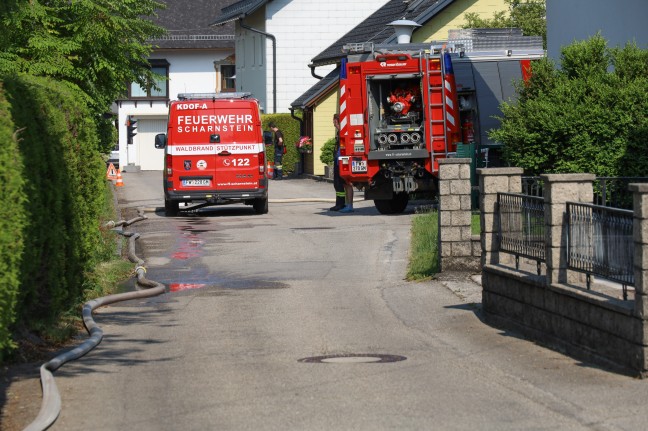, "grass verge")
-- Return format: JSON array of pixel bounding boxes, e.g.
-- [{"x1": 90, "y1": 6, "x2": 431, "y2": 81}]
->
[
  {"x1": 407, "y1": 209, "x2": 481, "y2": 281},
  {"x1": 406, "y1": 209, "x2": 440, "y2": 281}
]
